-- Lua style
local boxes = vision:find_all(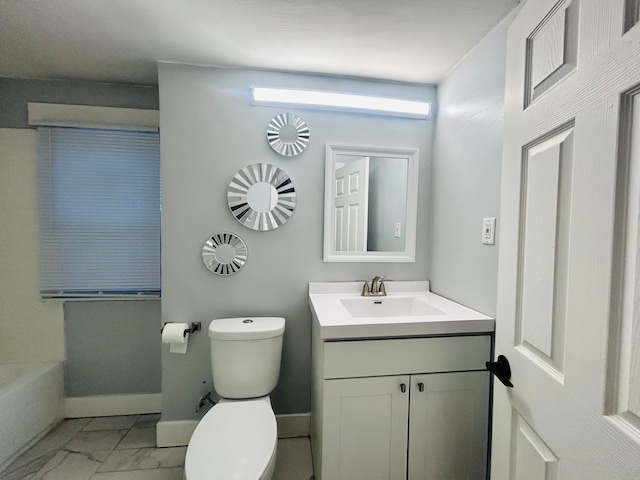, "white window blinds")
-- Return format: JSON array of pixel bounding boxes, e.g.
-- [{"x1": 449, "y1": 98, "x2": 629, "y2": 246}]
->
[{"x1": 38, "y1": 126, "x2": 160, "y2": 297}]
